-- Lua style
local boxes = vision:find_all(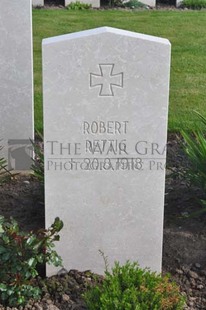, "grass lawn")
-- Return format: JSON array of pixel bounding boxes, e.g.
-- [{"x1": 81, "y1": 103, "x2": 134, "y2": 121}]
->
[{"x1": 33, "y1": 9, "x2": 206, "y2": 133}]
